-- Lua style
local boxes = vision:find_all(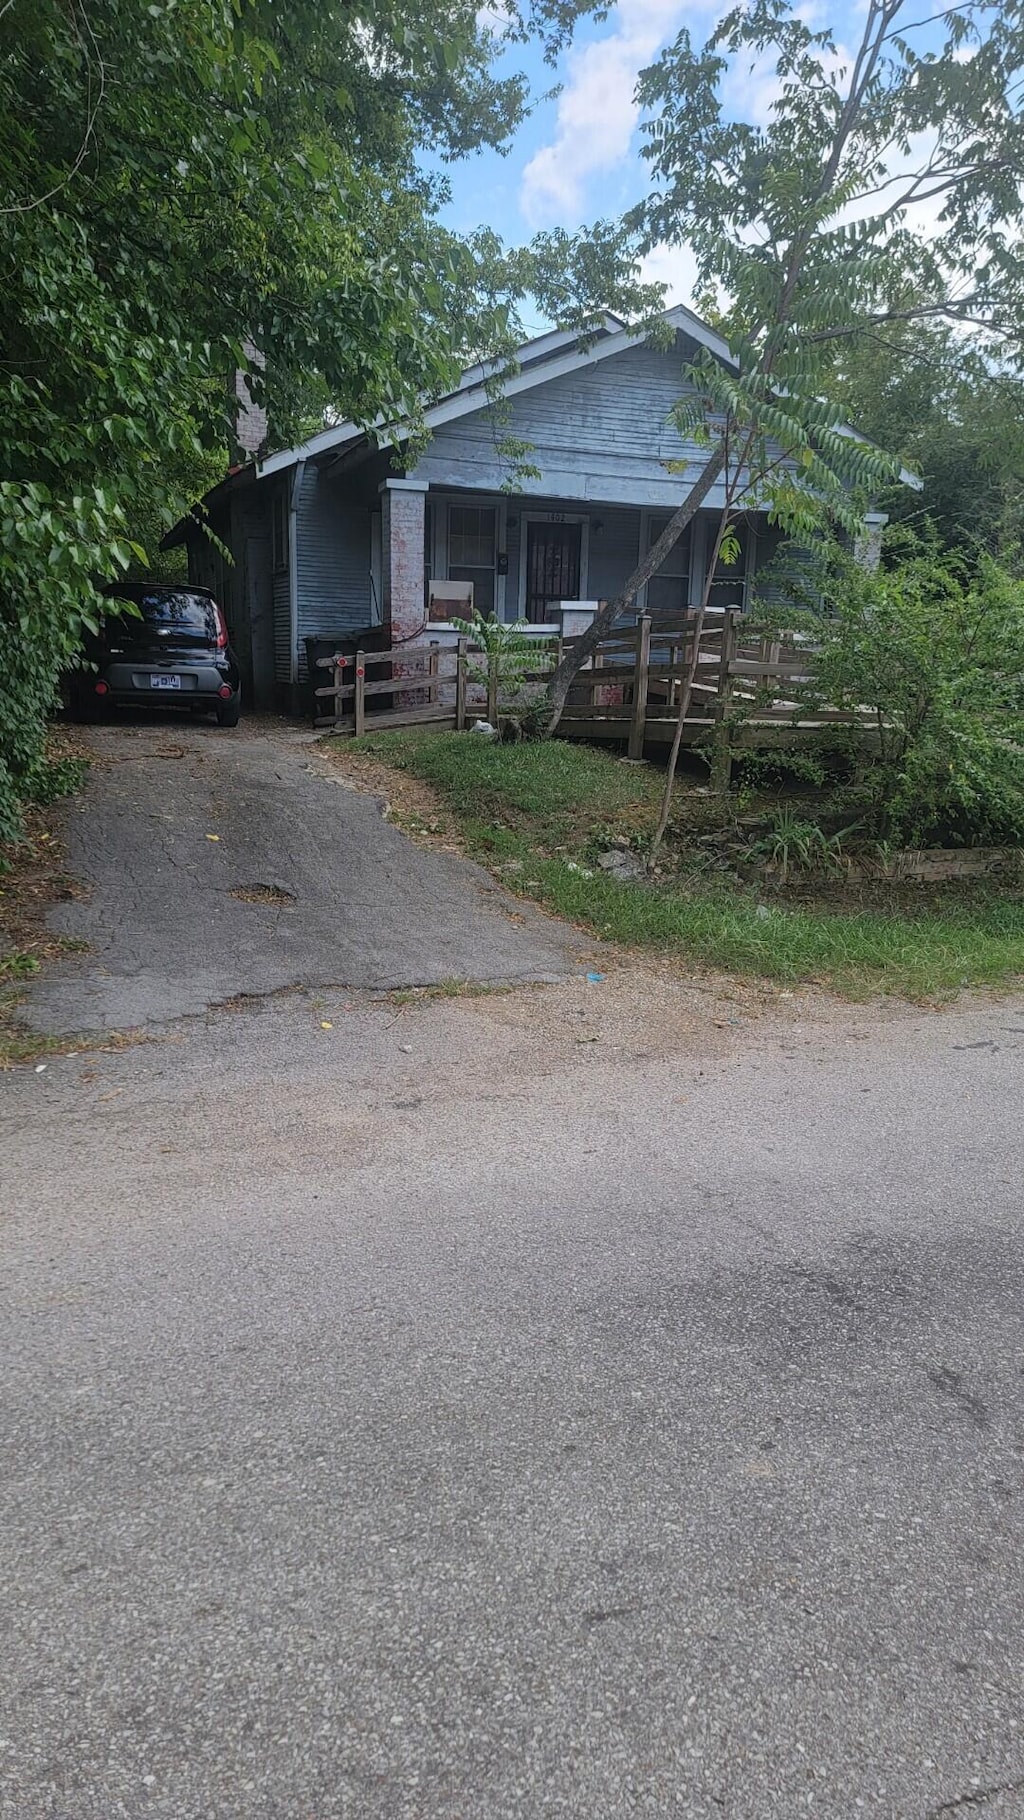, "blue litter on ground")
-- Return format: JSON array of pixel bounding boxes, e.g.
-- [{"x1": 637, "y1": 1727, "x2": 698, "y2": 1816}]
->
[{"x1": 585, "y1": 970, "x2": 606, "y2": 982}]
